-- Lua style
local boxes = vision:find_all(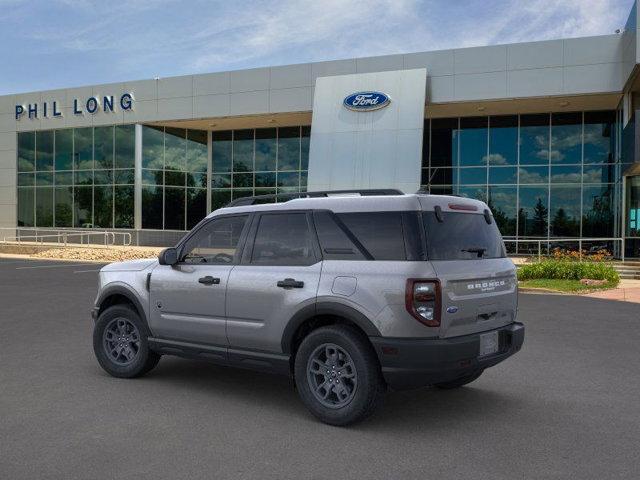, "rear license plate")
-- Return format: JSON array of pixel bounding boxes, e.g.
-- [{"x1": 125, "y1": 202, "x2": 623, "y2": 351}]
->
[{"x1": 479, "y1": 331, "x2": 499, "y2": 357}]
